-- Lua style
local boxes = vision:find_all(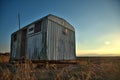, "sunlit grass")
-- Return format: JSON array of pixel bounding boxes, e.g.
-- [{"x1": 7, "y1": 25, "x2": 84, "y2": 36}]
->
[{"x1": 0, "y1": 58, "x2": 120, "y2": 80}]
